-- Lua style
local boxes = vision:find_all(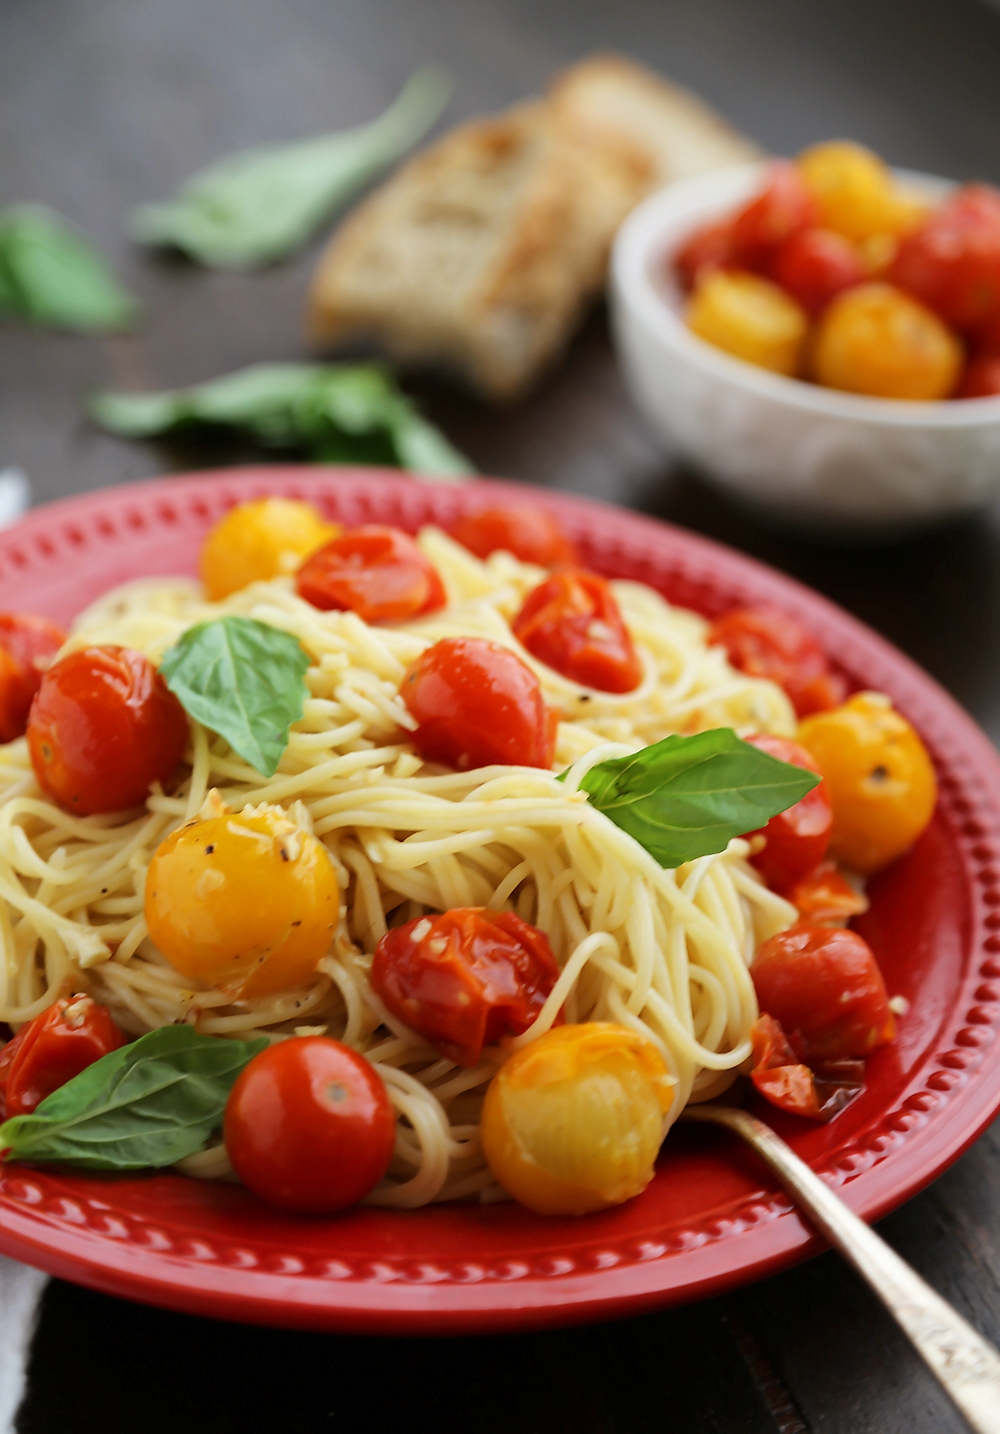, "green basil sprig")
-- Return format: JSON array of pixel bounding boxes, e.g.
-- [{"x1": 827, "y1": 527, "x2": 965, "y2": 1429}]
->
[
  {"x1": 89, "y1": 362, "x2": 473, "y2": 478},
  {"x1": 0, "y1": 1027, "x2": 266, "y2": 1171},
  {"x1": 571, "y1": 729, "x2": 820, "y2": 869},
  {"x1": 130, "y1": 66, "x2": 451, "y2": 268},
  {"x1": 160, "y1": 616, "x2": 310, "y2": 777},
  {"x1": 0, "y1": 205, "x2": 137, "y2": 332}
]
